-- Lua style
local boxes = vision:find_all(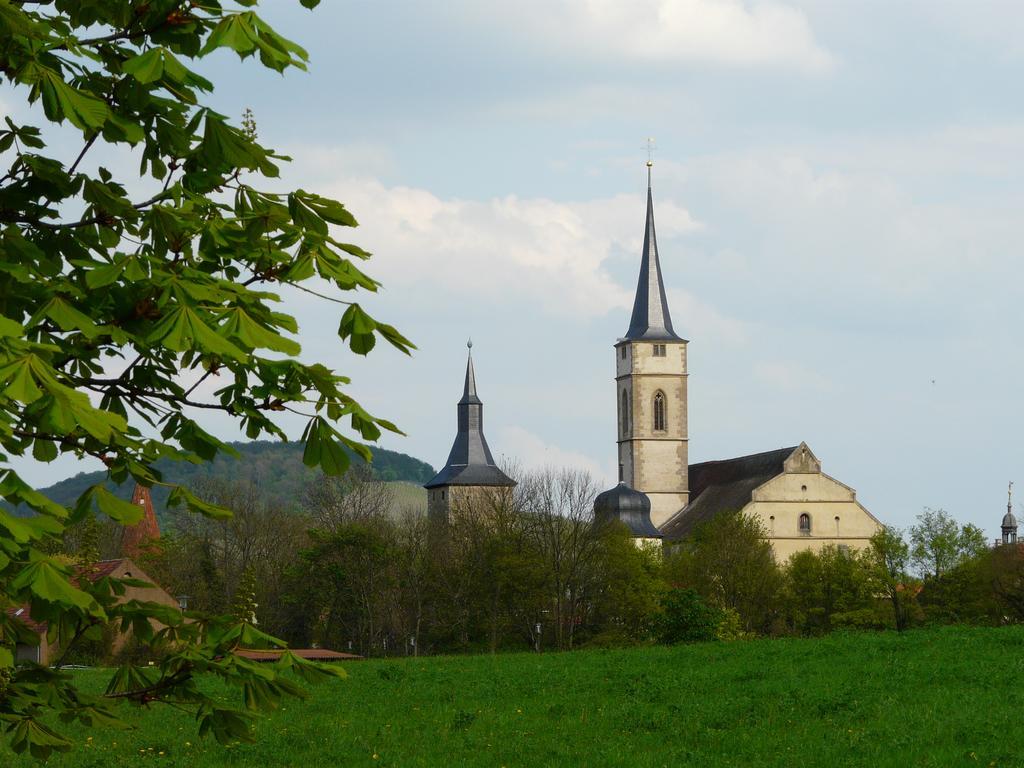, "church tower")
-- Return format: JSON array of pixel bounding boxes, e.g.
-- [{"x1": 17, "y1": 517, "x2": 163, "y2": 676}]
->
[
  {"x1": 425, "y1": 343, "x2": 515, "y2": 522},
  {"x1": 1002, "y1": 482, "x2": 1017, "y2": 545},
  {"x1": 615, "y1": 163, "x2": 689, "y2": 528},
  {"x1": 121, "y1": 483, "x2": 161, "y2": 559}
]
